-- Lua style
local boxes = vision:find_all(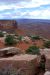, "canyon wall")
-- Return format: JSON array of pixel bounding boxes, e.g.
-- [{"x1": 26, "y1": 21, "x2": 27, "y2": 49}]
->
[{"x1": 0, "y1": 20, "x2": 17, "y2": 32}]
